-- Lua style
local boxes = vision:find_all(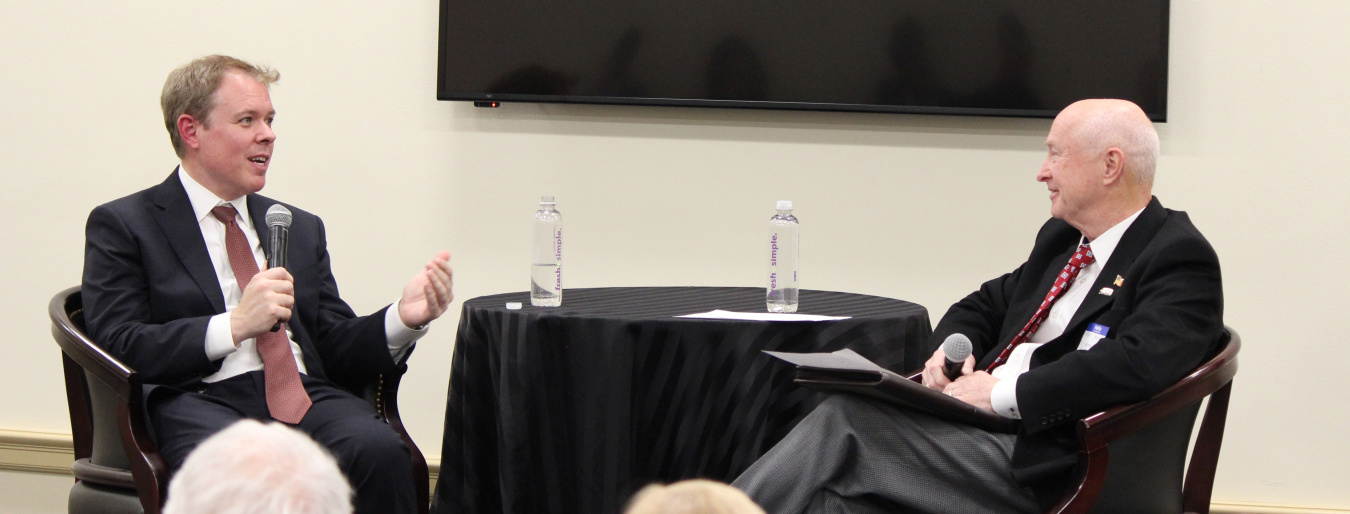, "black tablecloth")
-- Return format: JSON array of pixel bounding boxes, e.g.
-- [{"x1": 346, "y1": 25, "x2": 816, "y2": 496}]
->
[{"x1": 431, "y1": 287, "x2": 931, "y2": 514}]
